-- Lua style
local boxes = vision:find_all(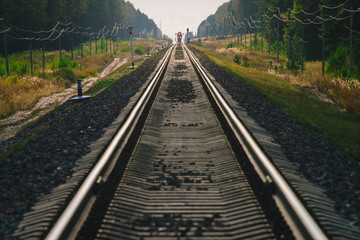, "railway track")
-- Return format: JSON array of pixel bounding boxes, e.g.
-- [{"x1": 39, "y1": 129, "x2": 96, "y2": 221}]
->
[{"x1": 14, "y1": 43, "x2": 330, "y2": 239}]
